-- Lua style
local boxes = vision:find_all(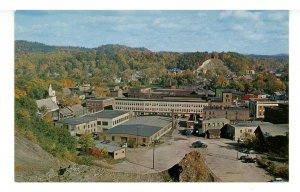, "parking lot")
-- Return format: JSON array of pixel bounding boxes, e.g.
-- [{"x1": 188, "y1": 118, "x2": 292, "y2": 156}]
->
[{"x1": 112, "y1": 128, "x2": 273, "y2": 182}]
